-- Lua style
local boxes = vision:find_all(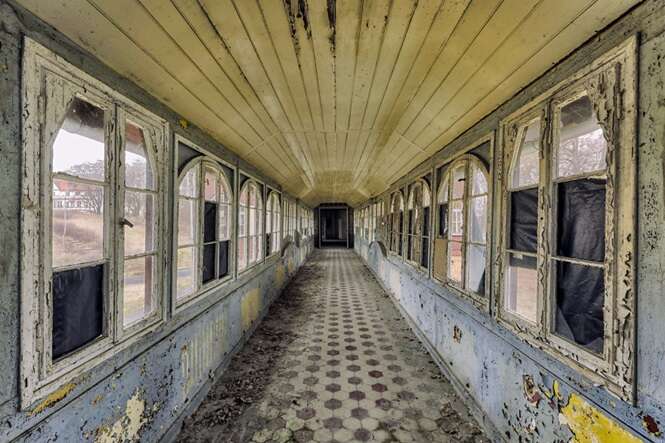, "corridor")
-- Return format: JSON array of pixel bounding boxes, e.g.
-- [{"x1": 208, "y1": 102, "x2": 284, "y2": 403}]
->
[{"x1": 178, "y1": 249, "x2": 488, "y2": 443}]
